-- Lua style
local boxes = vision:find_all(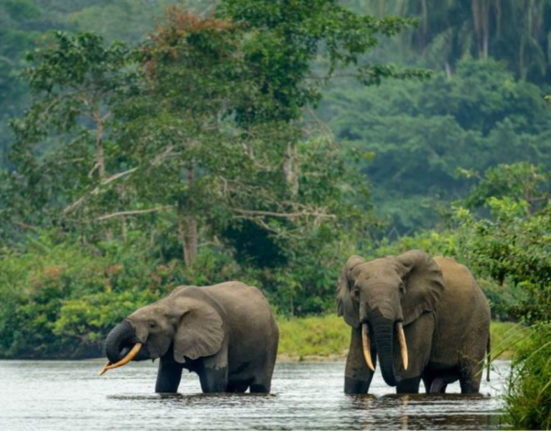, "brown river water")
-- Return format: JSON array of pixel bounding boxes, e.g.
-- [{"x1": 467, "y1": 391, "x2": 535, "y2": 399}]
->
[{"x1": 0, "y1": 359, "x2": 510, "y2": 430}]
